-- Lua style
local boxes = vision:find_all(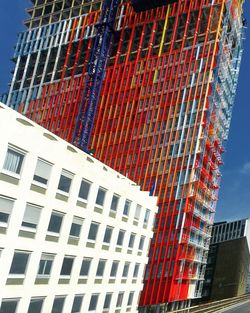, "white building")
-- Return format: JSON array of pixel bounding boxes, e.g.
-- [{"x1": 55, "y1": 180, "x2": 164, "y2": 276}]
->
[{"x1": 0, "y1": 103, "x2": 158, "y2": 313}]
